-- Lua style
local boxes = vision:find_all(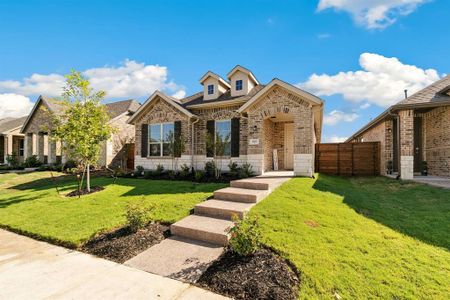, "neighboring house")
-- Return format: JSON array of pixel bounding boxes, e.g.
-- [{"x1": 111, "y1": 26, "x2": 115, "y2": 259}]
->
[
  {"x1": 347, "y1": 75, "x2": 450, "y2": 179},
  {"x1": 128, "y1": 66, "x2": 324, "y2": 176},
  {"x1": 0, "y1": 116, "x2": 27, "y2": 165},
  {"x1": 20, "y1": 96, "x2": 140, "y2": 168}
]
